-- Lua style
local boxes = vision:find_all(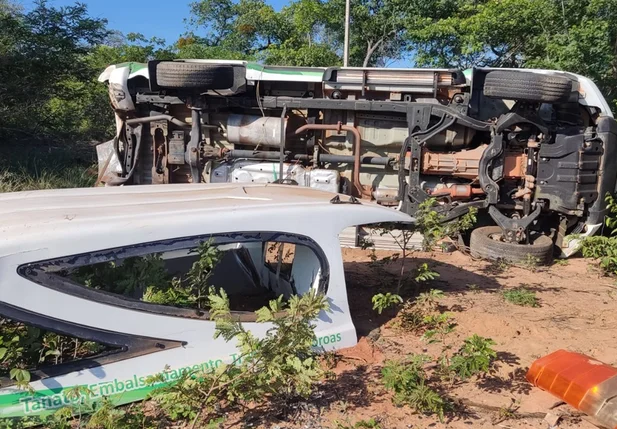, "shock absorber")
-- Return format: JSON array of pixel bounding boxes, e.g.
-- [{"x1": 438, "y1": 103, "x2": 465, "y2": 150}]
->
[{"x1": 523, "y1": 135, "x2": 539, "y2": 216}]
